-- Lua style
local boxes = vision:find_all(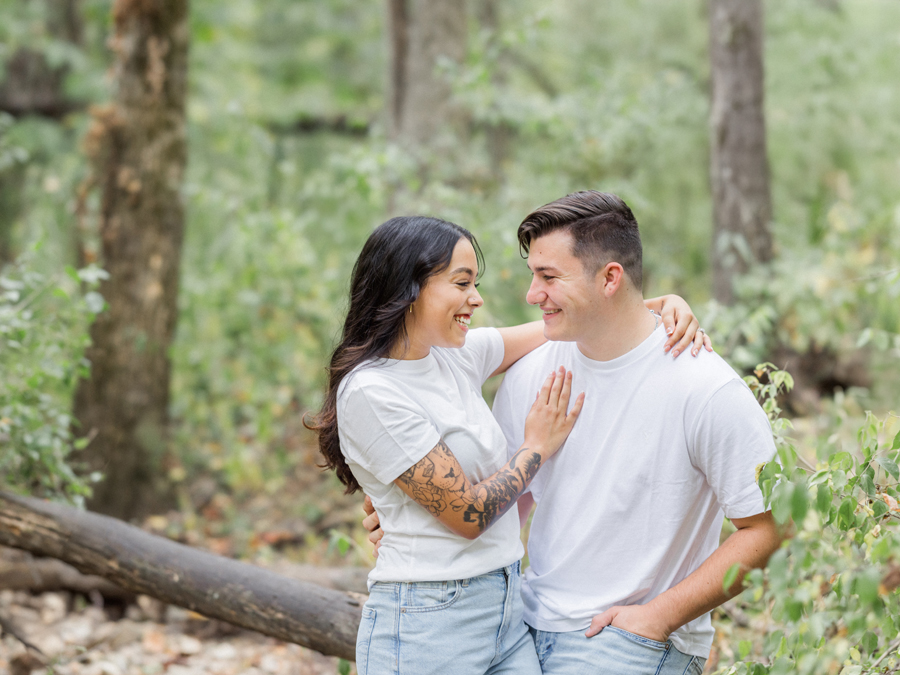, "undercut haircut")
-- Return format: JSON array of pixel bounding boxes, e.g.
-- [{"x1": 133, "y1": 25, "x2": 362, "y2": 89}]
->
[{"x1": 517, "y1": 191, "x2": 643, "y2": 289}]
